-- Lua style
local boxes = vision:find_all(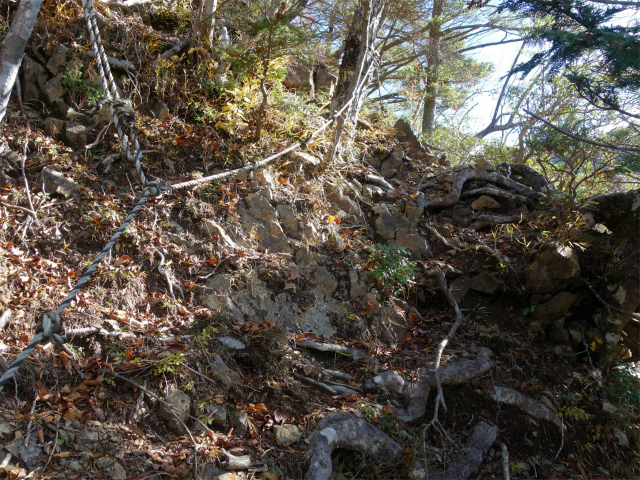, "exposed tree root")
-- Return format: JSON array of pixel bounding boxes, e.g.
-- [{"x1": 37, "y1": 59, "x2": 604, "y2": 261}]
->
[
  {"x1": 363, "y1": 356, "x2": 492, "y2": 422},
  {"x1": 467, "y1": 213, "x2": 531, "y2": 231},
  {"x1": 296, "y1": 339, "x2": 371, "y2": 361},
  {"x1": 422, "y1": 421, "x2": 499, "y2": 480},
  {"x1": 304, "y1": 412, "x2": 402, "y2": 480},
  {"x1": 487, "y1": 386, "x2": 562, "y2": 428},
  {"x1": 461, "y1": 187, "x2": 535, "y2": 207},
  {"x1": 423, "y1": 167, "x2": 546, "y2": 211}
]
